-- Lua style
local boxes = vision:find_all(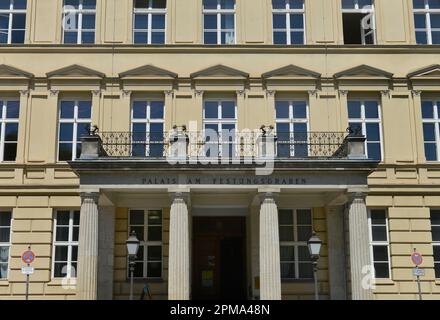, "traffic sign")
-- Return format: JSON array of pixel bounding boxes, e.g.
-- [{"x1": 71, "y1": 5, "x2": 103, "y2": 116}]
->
[
  {"x1": 411, "y1": 252, "x2": 423, "y2": 266},
  {"x1": 21, "y1": 266, "x2": 34, "y2": 275},
  {"x1": 21, "y1": 250, "x2": 35, "y2": 264},
  {"x1": 413, "y1": 268, "x2": 425, "y2": 277}
]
